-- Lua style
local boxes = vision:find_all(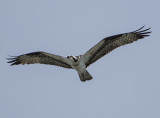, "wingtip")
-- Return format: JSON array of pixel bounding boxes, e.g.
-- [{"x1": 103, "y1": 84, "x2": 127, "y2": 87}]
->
[
  {"x1": 135, "y1": 25, "x2": 145, "y2": 31},
  {"x1": 6, "y1": 56, "x2": 18, "y2": 66},
  {"x1": 133, "y1": 25, "x2": 151, "y2": 36}
]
